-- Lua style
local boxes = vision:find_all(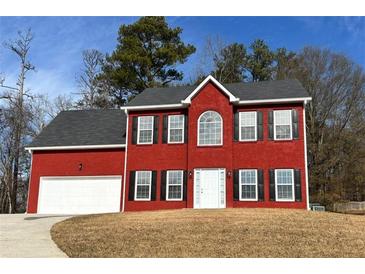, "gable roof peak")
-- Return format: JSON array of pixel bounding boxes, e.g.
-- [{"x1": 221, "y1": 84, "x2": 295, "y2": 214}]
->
[{"x1": 181, "y1": 75, "x2": 240, "y2": 104}]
